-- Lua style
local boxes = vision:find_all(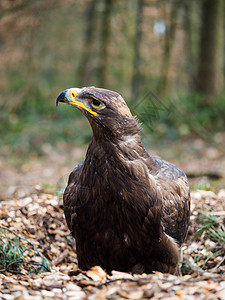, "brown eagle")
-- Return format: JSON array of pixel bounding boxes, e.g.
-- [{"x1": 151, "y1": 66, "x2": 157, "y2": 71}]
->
[{"x1": 56, "y1": 87, "x2": 190, "y2": 275}]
